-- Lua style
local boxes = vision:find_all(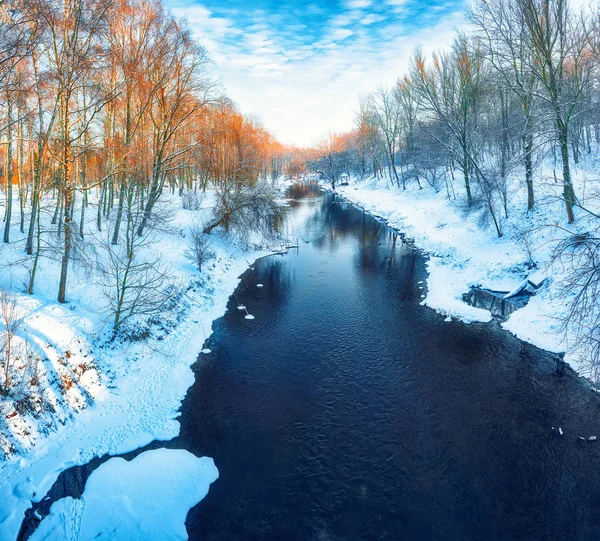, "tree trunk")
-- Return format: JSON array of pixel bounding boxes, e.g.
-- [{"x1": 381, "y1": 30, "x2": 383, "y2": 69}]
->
[
  {"x1": 558, "y1": 121, "x2": 576, "y2": 224},
  {"x1": 3, "y1": 99, "x2": 13, "y2": 244},
  {"x1": 58, "y1": 184, "x2": 72, "y2": 303},
  {"x1": 58, "y1": 97, "x2": 72, "y2": 304},
  {"x1": 463, "y1": 150, "x2": 472, "y2": 205},
  {"x1": 137, "y1": 170, "x2": 162, "y2": 237},
  {"x1": 111, "y1": 175, "x2": 127, "y2": 244},
  {"x1": 97, "y1": 180, "x2": 106, "y2": 231},
  {"x1": 28, "y1": 195, "x2": 42, "y2": 294},
  {"x1": 18, "y1": 114, "x2": 25, "y2": 233},
  {"x1": 524, "y1": 122, "x2": 535, "y2": 211}
]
